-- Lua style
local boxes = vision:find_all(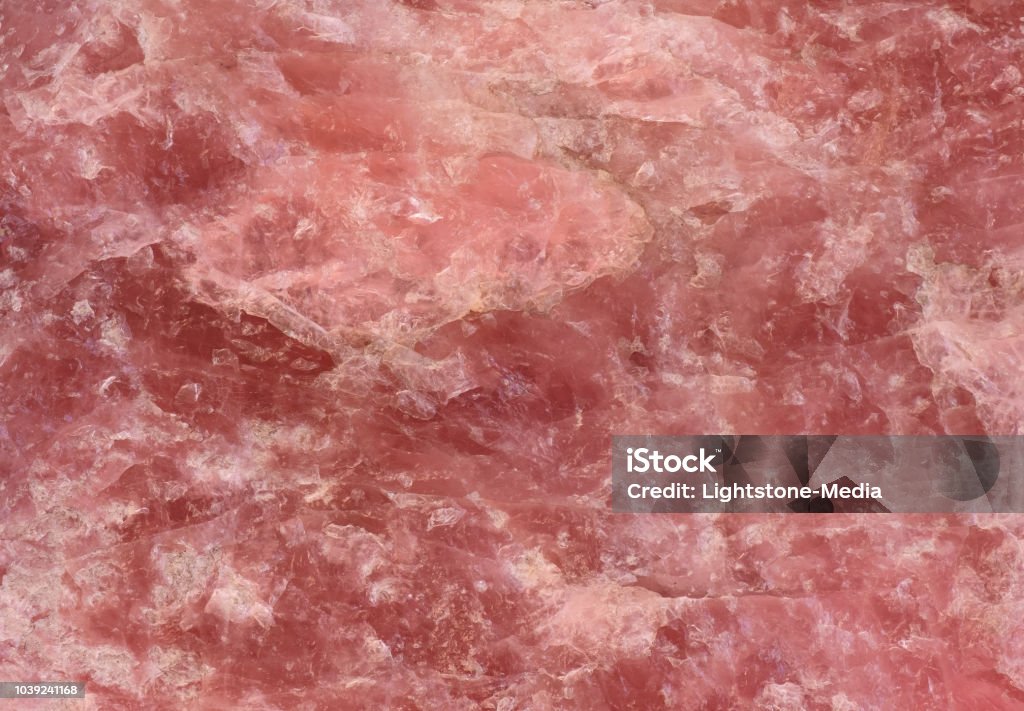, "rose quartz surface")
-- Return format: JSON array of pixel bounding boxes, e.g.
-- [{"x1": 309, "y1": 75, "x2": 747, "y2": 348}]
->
[{"x1": 2, "y1": 0, "x2": 1024, "y2": 708}]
